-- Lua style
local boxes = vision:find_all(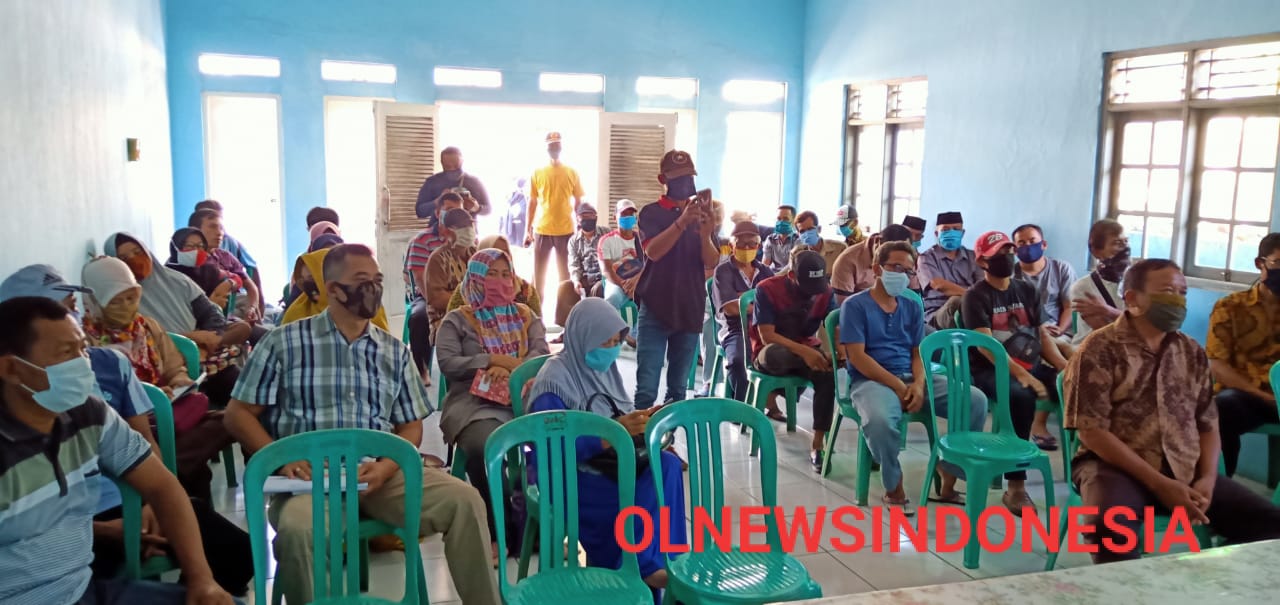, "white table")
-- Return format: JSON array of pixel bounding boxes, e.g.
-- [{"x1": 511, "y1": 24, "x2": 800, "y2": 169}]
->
[{"x1": 783, "y1": 540, "x2": 1280, "y2": 604}]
